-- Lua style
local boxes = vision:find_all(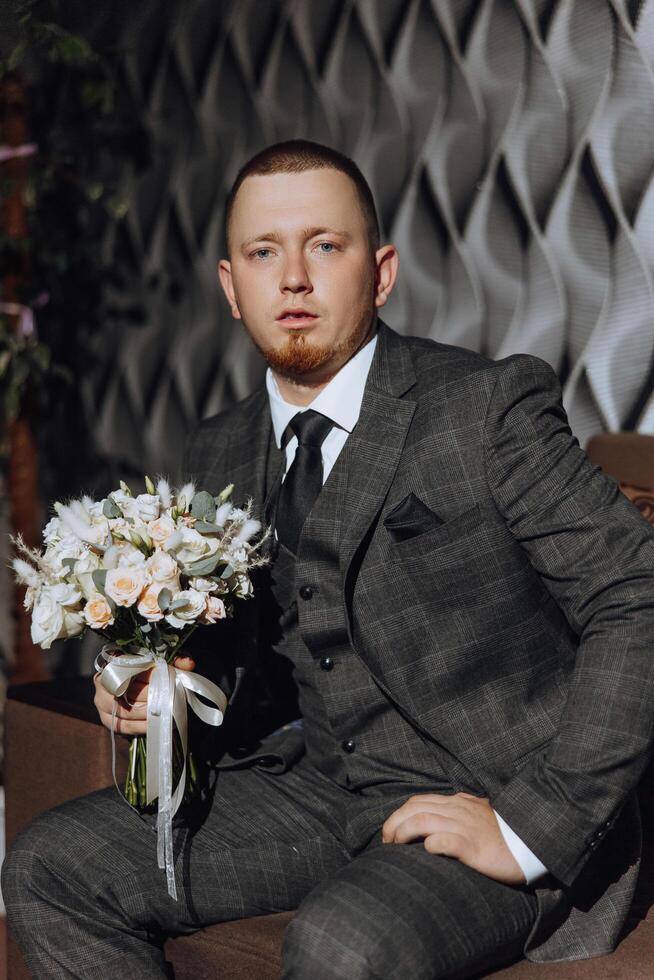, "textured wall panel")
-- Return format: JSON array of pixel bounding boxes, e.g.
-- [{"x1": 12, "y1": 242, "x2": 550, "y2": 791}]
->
[{"x1": 77, "y1": 0, "x2": 654, "y2": 477}]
